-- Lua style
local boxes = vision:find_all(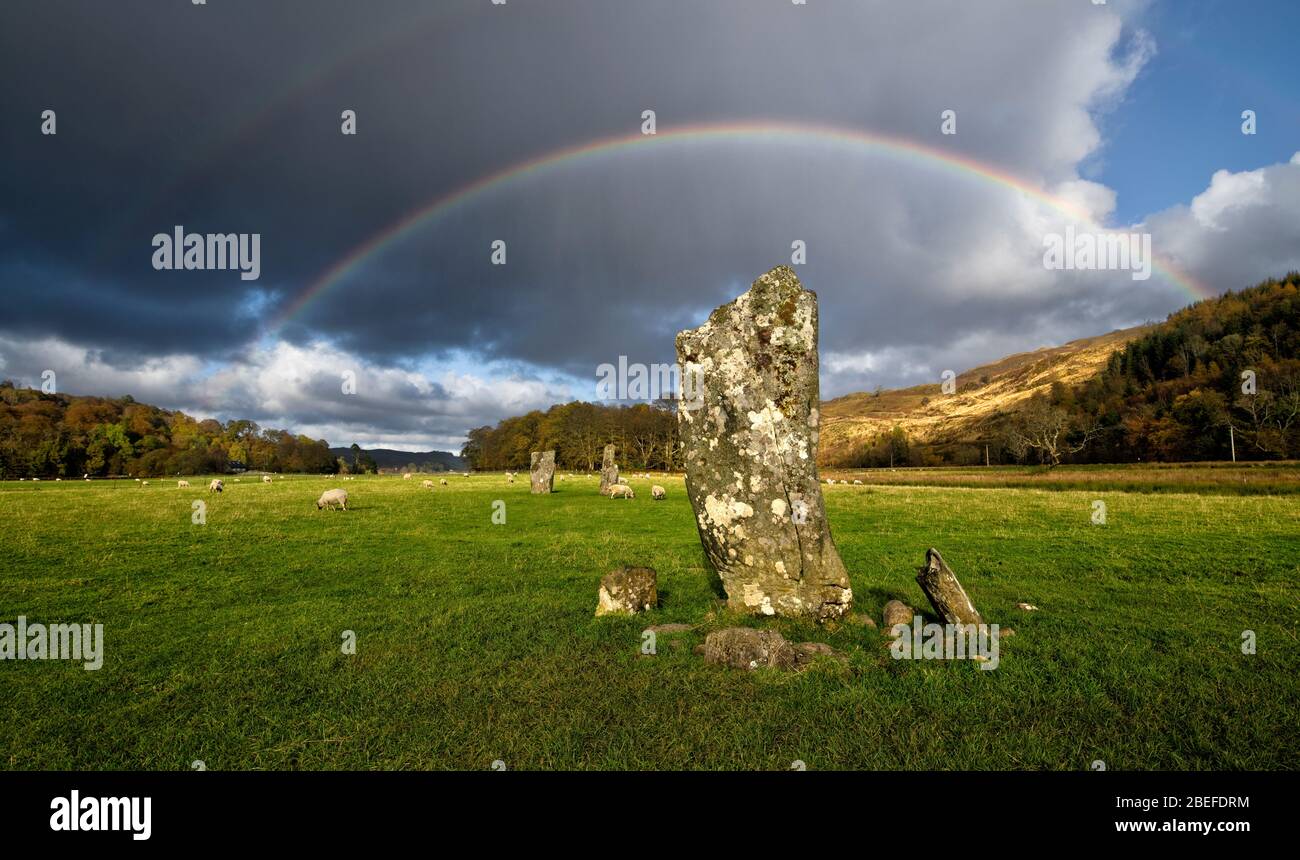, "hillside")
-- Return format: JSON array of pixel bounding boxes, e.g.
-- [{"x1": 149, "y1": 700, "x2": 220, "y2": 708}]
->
[
  {"x1": 818, "y1": 325, "x2": 1150, "y2": 465},
  {"x1": 329, "y1": 447, "x2": 464, "y2": 473}
]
